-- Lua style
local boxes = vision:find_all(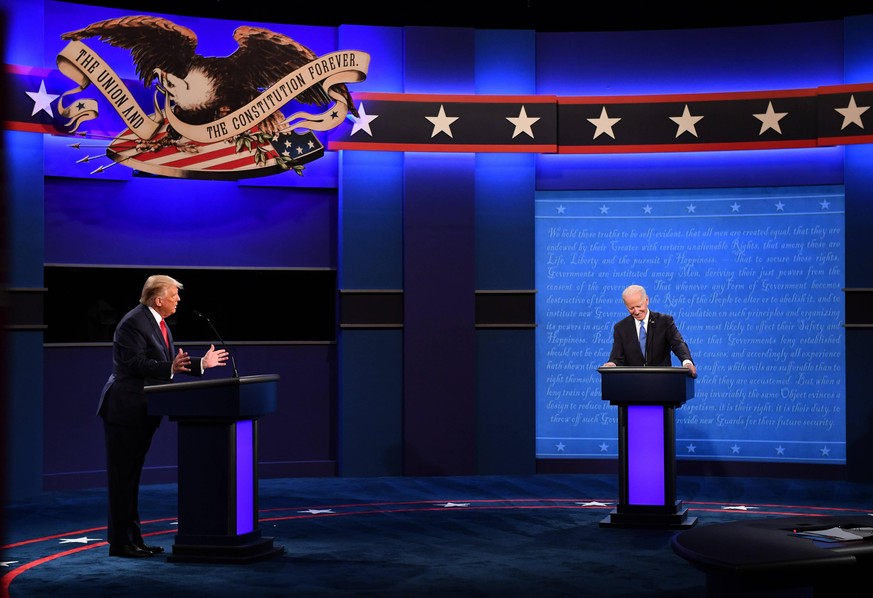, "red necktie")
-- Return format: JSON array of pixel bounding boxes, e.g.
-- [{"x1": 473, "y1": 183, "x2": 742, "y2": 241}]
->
[{"x1": 160, "y1": 319, "x2": 170, "y2": 349}]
